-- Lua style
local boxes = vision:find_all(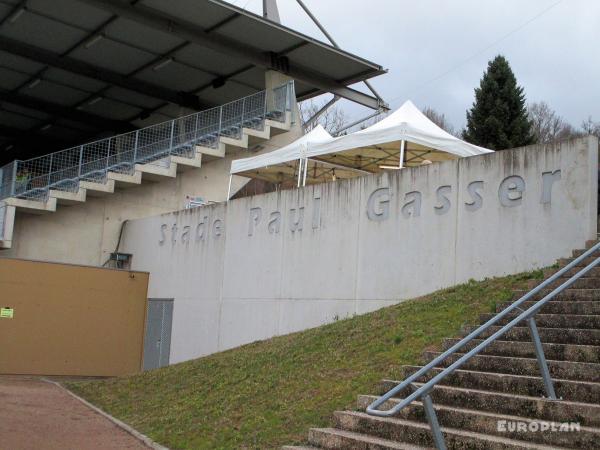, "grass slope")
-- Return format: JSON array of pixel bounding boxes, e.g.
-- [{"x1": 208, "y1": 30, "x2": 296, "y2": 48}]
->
[{"x1": 66, "y1": 271, "x2": 542, "y2": 449}]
